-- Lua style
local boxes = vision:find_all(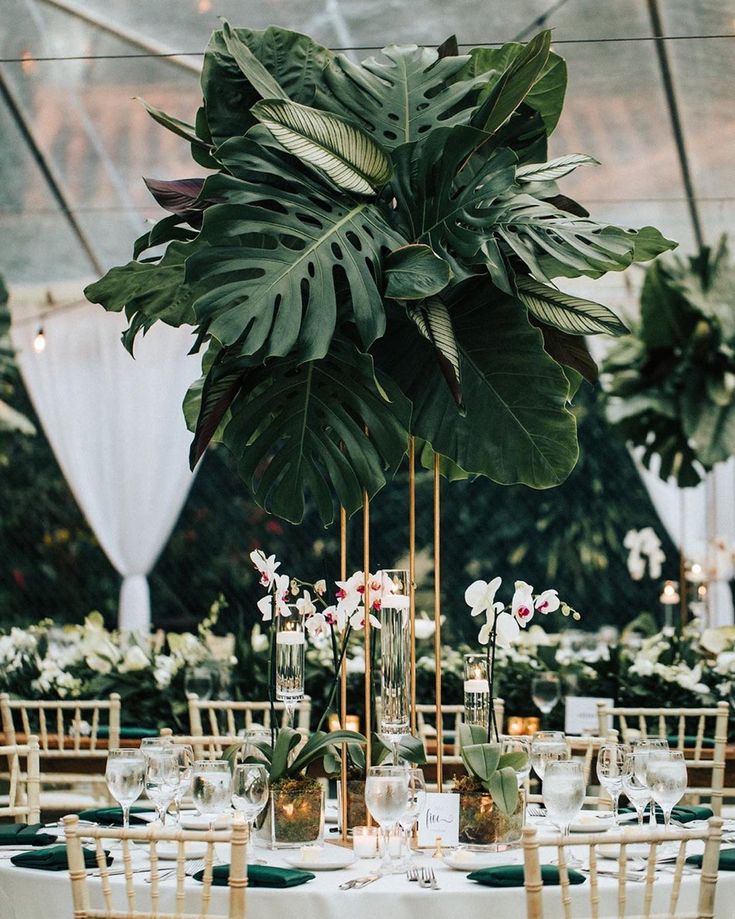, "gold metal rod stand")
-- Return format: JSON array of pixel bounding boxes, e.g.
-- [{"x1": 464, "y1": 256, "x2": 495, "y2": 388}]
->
[
  {"x1": 433, "y1": 454, "x2": 443, "y2": 792},
  {"x1": 409, "y1": 438, "x2": 417, "y2": 735},
  {"x1": 339, "y1": 505, "x2": 349, "y2": 842},
  {"x1": 679, "y1": 489, "x2": 688, "y2": 628},
  {"x1": 363, "y1": 491, "x2": 372, "y2": 801}
]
